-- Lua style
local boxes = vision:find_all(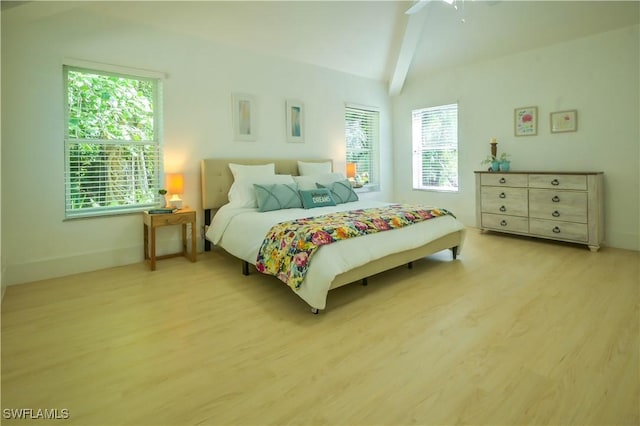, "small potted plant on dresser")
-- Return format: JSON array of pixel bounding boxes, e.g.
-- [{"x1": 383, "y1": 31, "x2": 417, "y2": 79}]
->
[
  {"x1": 498, "y1": 153, "x2": 511, "y2": 172},
  {"x1": 481, "y1": 155, "x2": 501, "y2": 172}
]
